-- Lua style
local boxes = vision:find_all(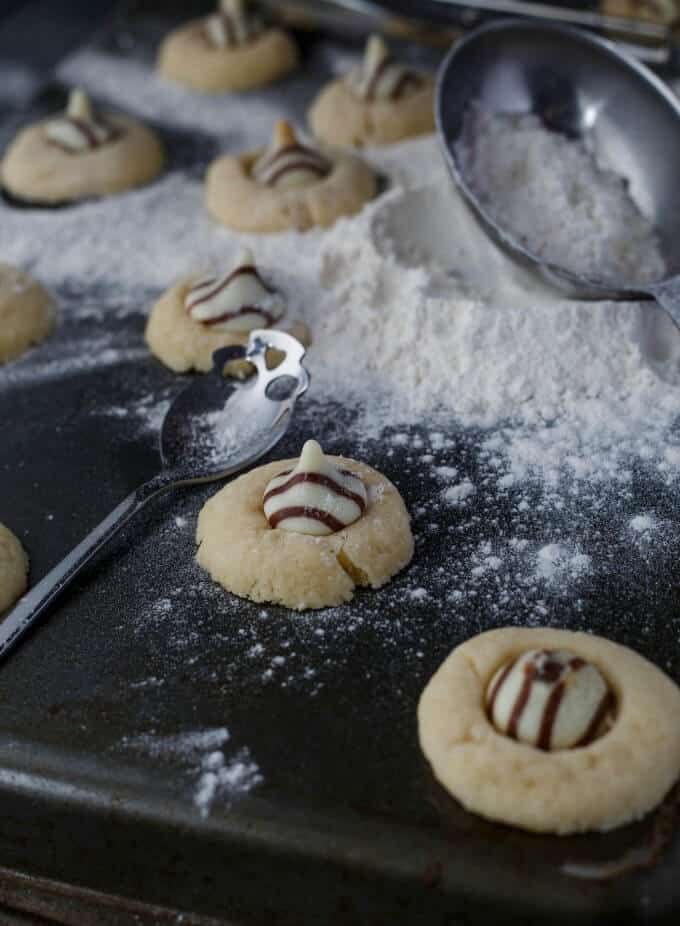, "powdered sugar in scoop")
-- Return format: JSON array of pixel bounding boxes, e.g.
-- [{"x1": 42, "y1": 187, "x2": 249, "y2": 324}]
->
[{"x1": 456, "y1": 107, "x2": 666, "y2": 286}]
